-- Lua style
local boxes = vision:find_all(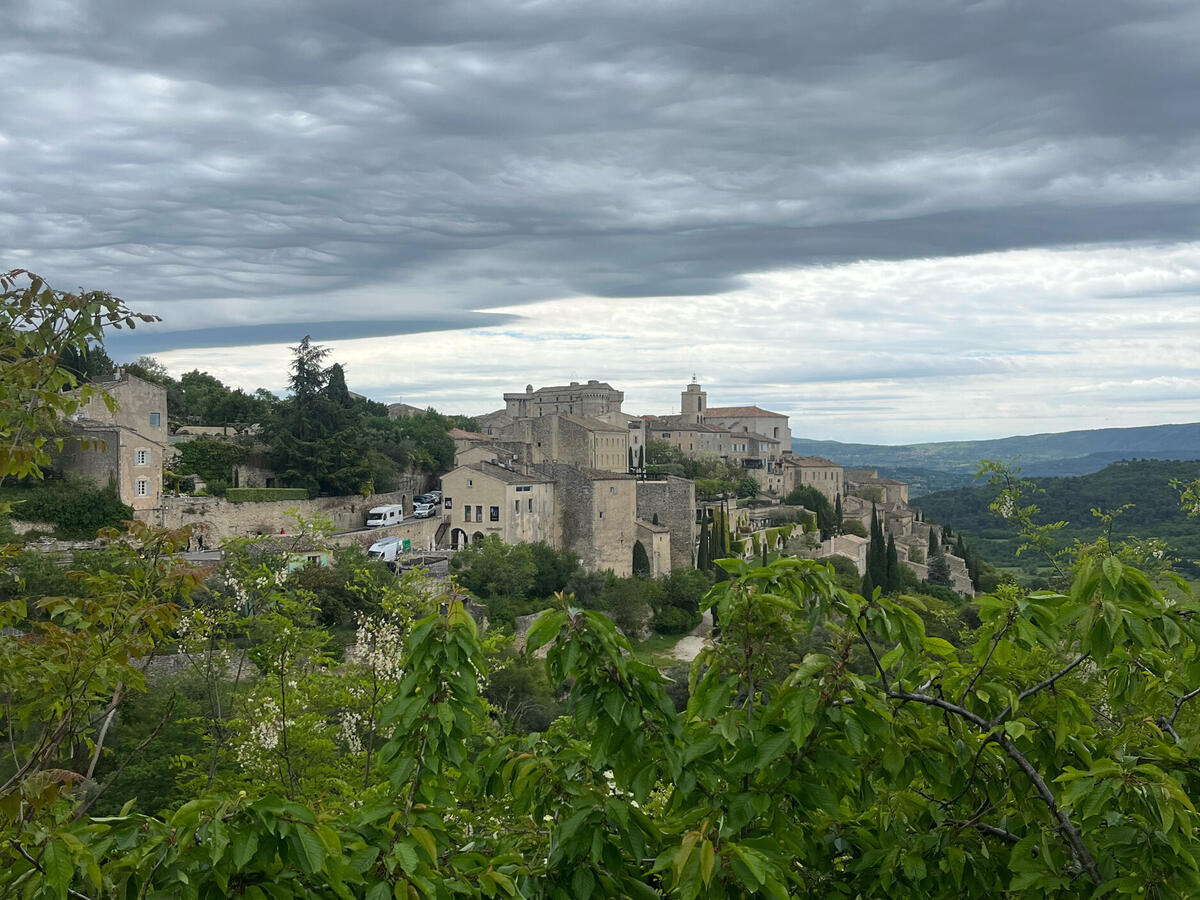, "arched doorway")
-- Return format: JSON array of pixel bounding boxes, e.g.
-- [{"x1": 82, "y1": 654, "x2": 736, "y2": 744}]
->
[
  {"x1": 451, "y1": 528, "x2": 468, "y2": 549},
  {"x1": 472, "y1": 531, "x2": 484, "y2": 545}
]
